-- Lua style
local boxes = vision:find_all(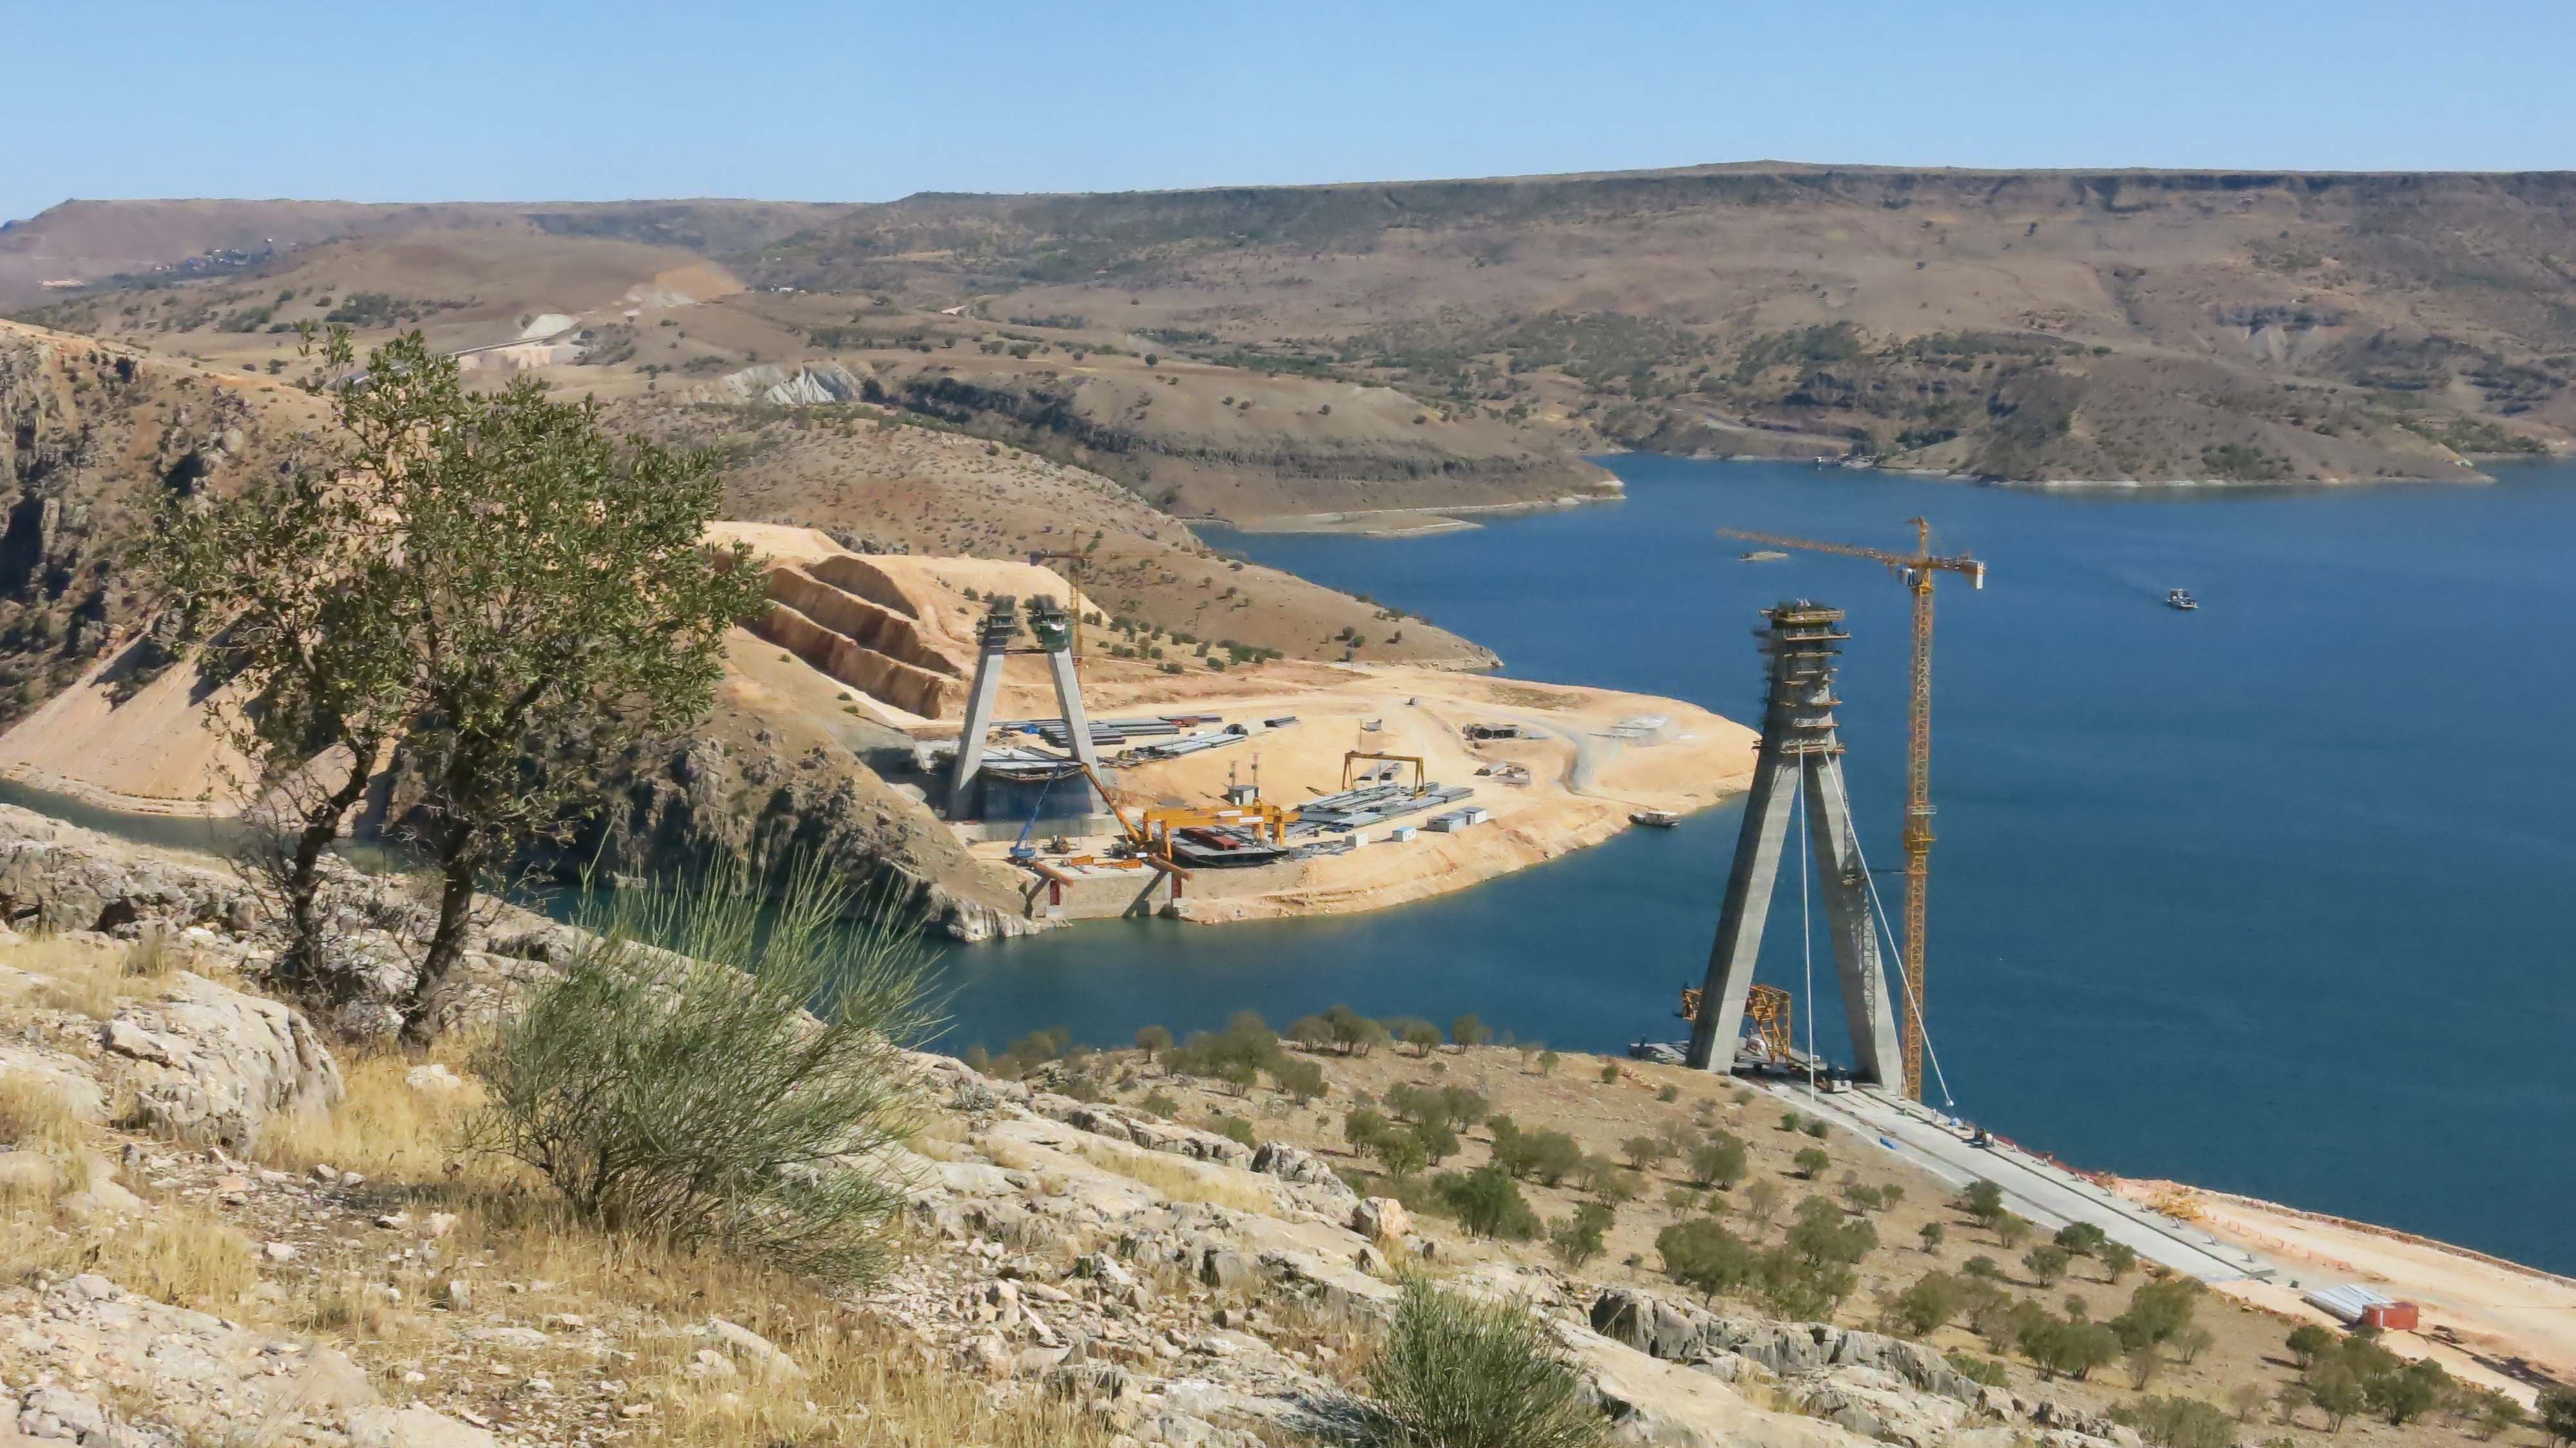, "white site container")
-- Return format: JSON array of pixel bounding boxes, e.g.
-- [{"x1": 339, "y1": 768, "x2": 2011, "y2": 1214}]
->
[{"x1": 1387, "y1": 825, "x2": 1418, "y2": 843}]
